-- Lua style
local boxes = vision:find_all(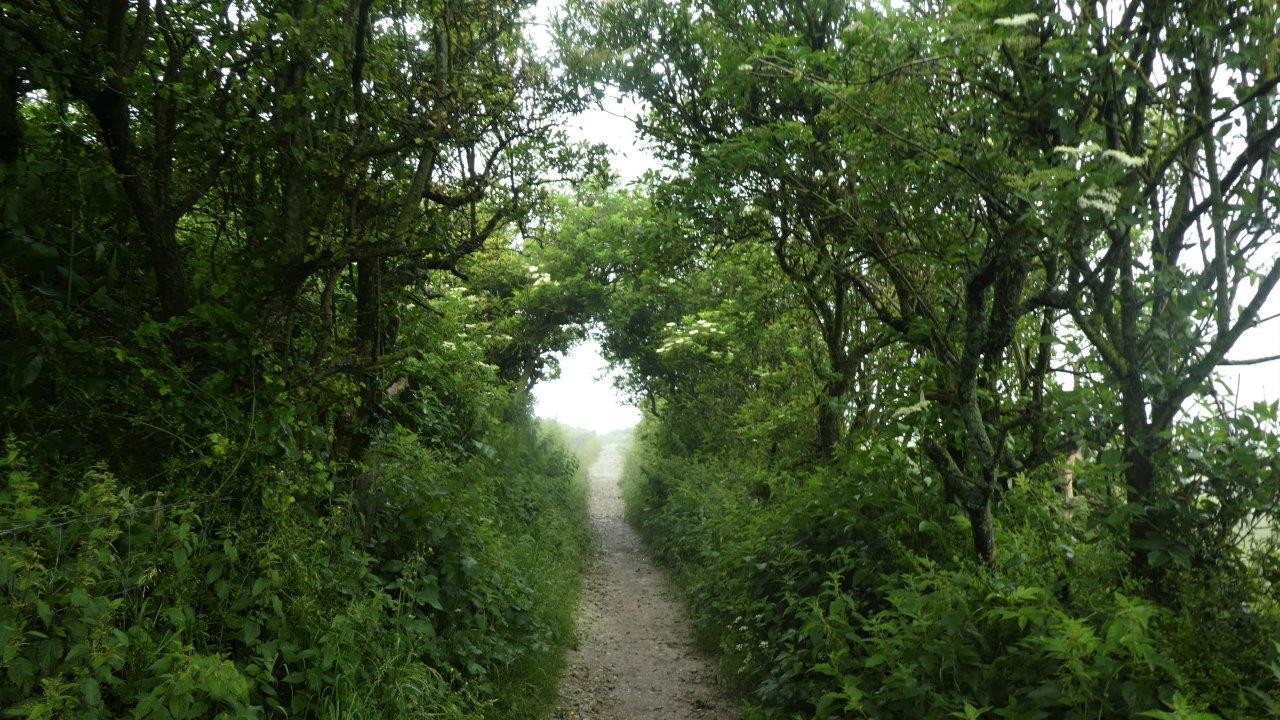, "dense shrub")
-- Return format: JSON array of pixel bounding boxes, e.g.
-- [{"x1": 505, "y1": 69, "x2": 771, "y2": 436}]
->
[
  {"x1": 623, "y1": 424, "x2": 1280, "y2": 719},
  {"x1": 1, "y1": 416, "x2": 589, "y2": 719}
]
